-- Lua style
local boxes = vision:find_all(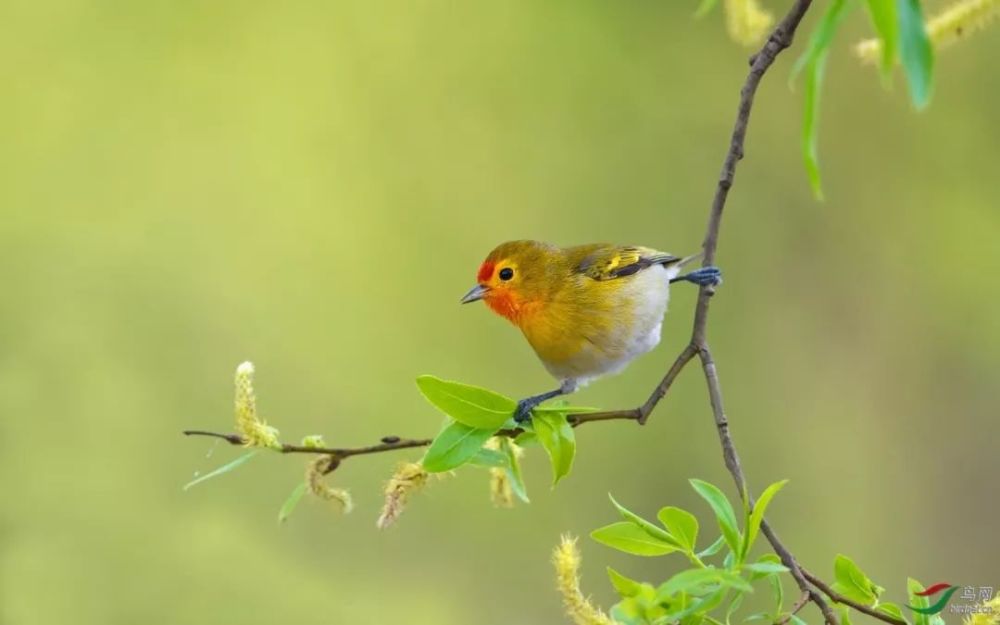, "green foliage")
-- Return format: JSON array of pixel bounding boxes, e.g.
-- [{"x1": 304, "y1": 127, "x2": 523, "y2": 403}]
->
[
  {"x1": 689, "y1": 479, "x2": 742, "y2": 560},
  {"x1": 182, "y1": 450, "x2": 259, "y2": 491},
  {"x1": 864, "y1": 0, "x2": 899, "y2": 80},
  {"x1": 533, "y1": 411, "x2": 576, "y2": 485},
  {"x1": 831, "y1": 554, "x2": 884, "y2": 605},
  {"x1": 422, "y1": 420, "x2": 499, "y2": 472},
  {"x1": 741, "y1": 479, "x2": 788, "y2": 560},
  {"x1": 415, "y1": 376, "x2": 584, "y2": 488},
  {"x1": 416, "y1": 375, "x2": 516, "y2": 429},
  {"x1": 589, "y1": 479, "x2": 799, "y2": 625},
  {"x1": 591, "y1": 521, "x2": 681, "y2": 557},
  {"x1": 791, "y1": 0, "x2": 942, "y2": 194},
  {"x1": 498, "y1": 437, "x2": 530, "y2": 503},
  {"x1": 897, "y1": 0, "x2": 934, "y2": 108},
  {"x1": 278, "y1": 482, "x2": 308, "y2": 524},
  {"x1": 792, "y1": 0, "x2": 852, "y2": 199}
]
